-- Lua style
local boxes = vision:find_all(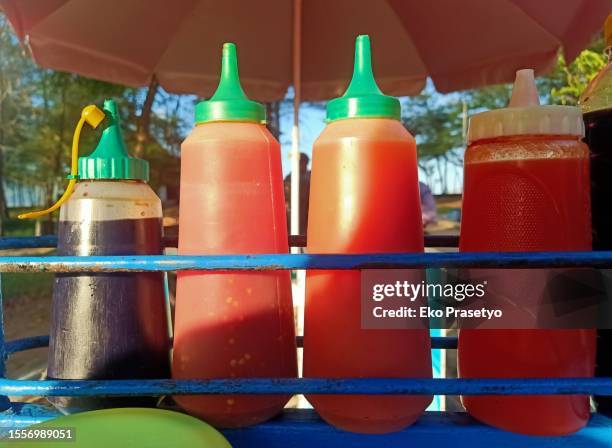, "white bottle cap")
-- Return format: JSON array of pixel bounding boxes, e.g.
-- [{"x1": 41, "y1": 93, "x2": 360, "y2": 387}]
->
[{"x1": 467, "y1": 69, "x2": 584, "y2": 143}]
